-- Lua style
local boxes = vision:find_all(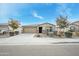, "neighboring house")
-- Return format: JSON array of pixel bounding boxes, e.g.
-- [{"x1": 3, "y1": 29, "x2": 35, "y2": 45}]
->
[
  {"x1": 69, "y1": 21, "x2": 79, "y2": 36},
  {"x1": 0, "y1": 23, "x2": 9, "y2": 34},
  {"x1": 69, "y1": 21, "x2": 79, "y2": 32},
  {"x1": 0, "y1": 22, "x2": 22, "y2": 34},
  {"x1": 22, "y1": 23, "x2": 56, "y2": 34},
  {"x1": 0, "y1": 23, "x2": 9, "y2": 30}
]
